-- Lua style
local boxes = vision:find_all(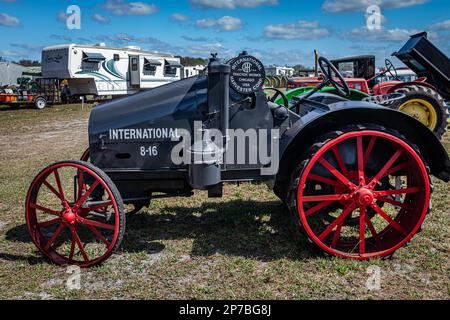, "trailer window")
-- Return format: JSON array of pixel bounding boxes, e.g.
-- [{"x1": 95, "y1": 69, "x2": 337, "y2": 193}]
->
[
  {"x1": 164, "y1": 60, "x2": 181, "y2": 76},
  {"x1": 114, "y1": 54, "x2": 120, "y2": 61},
  {"x1": 164, "y1": 66, "x2": 177, "y2": 76},
  {"x1": 143, "y1": 58, "x2": 161, "y2": 76},
  {"x1": 131, "y1": 58, "x2": 138, "y2": 71}
]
